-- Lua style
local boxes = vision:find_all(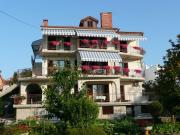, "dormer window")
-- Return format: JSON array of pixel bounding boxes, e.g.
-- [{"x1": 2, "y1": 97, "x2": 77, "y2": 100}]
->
[
  {"x1": 79, "y1": 16, "x2": 98, "y2": 28},
  {"x1": 88, "y1": 21, "x2": 93, "y2": 27}
]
